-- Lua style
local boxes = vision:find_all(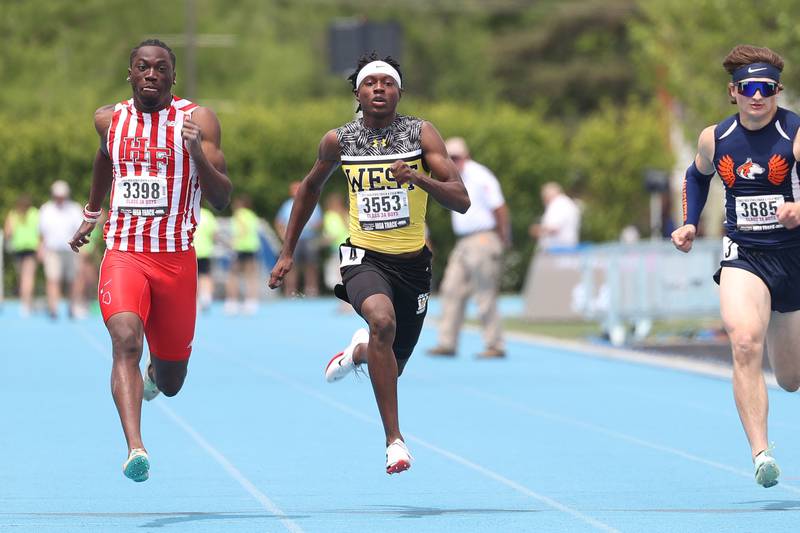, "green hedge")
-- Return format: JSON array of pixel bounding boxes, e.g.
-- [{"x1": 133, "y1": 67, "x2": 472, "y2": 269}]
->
[{"x1": 0, "y1": 98, "x2": 671, "y2": 292}]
